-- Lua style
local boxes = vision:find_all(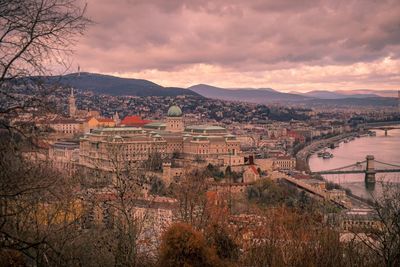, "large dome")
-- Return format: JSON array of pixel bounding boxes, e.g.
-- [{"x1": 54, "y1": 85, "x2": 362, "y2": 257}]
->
[{"x1": 167, "y1": 105, "x2": 182, "y2": 117}]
